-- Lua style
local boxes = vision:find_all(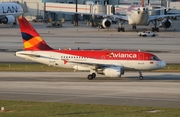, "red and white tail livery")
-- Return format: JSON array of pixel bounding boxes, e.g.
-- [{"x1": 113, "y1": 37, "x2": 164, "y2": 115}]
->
[{"x1": 15, "y1": 16, "x2": 166, "y2": 80}]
